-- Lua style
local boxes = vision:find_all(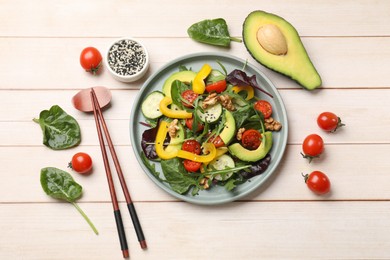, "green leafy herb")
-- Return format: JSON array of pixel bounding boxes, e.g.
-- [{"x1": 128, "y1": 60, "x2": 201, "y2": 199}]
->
[
  {"x1": 141, "y1": 152, "x2": 163, "y2": 181},
  {"x1": 187, "y1": 18, "x2": 242, "y2": 47},
  {"x1": 171, "y1": 80, "x2": 191, "y2": 108},
  {"x1": 160, "y1": 158, "x2": 200, "y2": 194},
  {"x1": 33, "y1": 105, "x2": 81, "y2": 150},
  {"x1": 40, "y1": 167, "x2": 98, "y2": 235}
]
